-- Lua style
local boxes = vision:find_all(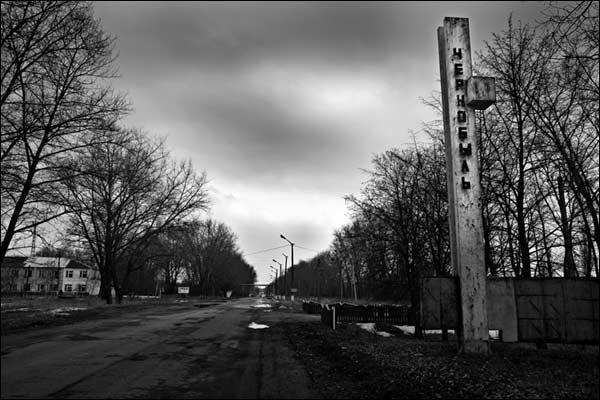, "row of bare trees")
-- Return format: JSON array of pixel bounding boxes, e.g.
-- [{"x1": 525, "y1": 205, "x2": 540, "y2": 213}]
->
[
  {"x1": 1, "y1": 2, "x2": 256, "y2": 302},
  {"x1": 285, "y1": 3, "x2": 598, "y2": 315},
  {"x1": 477, "y1": 2, "x2": 598, "y2": 278},
  {"x1": 114, "y1": 219, "x2": 257, "y2": 298}
]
